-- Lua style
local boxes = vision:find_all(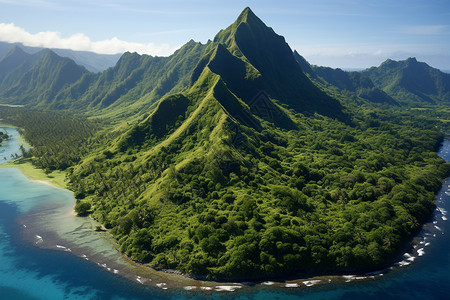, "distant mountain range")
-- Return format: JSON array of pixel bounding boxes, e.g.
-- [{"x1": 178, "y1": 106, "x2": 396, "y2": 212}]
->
[
  {"x1": 1, "y1": 7, "x2": 449, "y2": 281},
  {"x1": 0, "y1": 46, "x2": 90, "y2": 107},
  {"x1": 0, "y1": 41, "x2": 121, "y2": 73},
  {"x1": 1, "y1": 31, "x2": 449, "y2": 111},
  {"x1": 295, "y1": 52, "x2": 450, "y2": 106},
  {"x1": 362, "y1": 57, "x2": 450, "y2": 105},
  {"x1": 0, "y1": 11, "x2": 344, "y2": 120},
  {"x1": 294, "y1": 51, "x2": 398, "y2": 105}
]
